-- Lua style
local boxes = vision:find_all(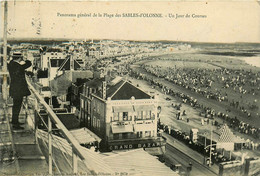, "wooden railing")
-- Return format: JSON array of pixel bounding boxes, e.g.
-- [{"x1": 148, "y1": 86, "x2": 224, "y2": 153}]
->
[{"x1": 26, "y1": 80, "x2": 113, "y2": 175}]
